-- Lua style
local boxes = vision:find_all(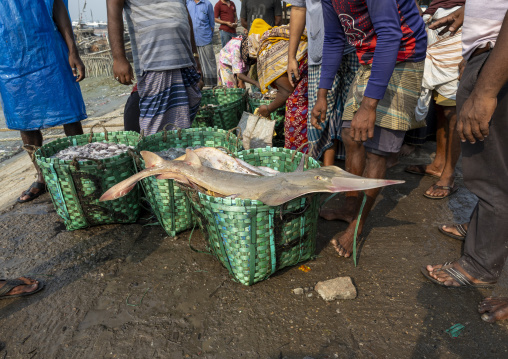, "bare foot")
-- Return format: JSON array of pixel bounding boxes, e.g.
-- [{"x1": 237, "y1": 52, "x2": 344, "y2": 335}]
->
[
  {"x1": 0, "y1": 277, "x2": 40, "y2": 297},
  {"x1": 424, "y1": 178, "x2": 456, "y2": 198},
  {"x1": 399, "y1": 144, "x2": 416, "y2": 157},
  {"x1": 478, "y1": 297, "x2": 508, "y2": 323},
  {"x1": 405, "y1": 164, "x2": 443, "y2": 178},
  {"x1": 320, "y1": 197, "x2": 357, "y2": 223},
  {"x1": 440, "y1": 223, "x2": 468, "y2": 239},
  {"x1": 330, "y1": 230, "x2": 355, "y2": 258},
  {"x1": 425, "y1": 262, "x2": 493, "y2": 287}
]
